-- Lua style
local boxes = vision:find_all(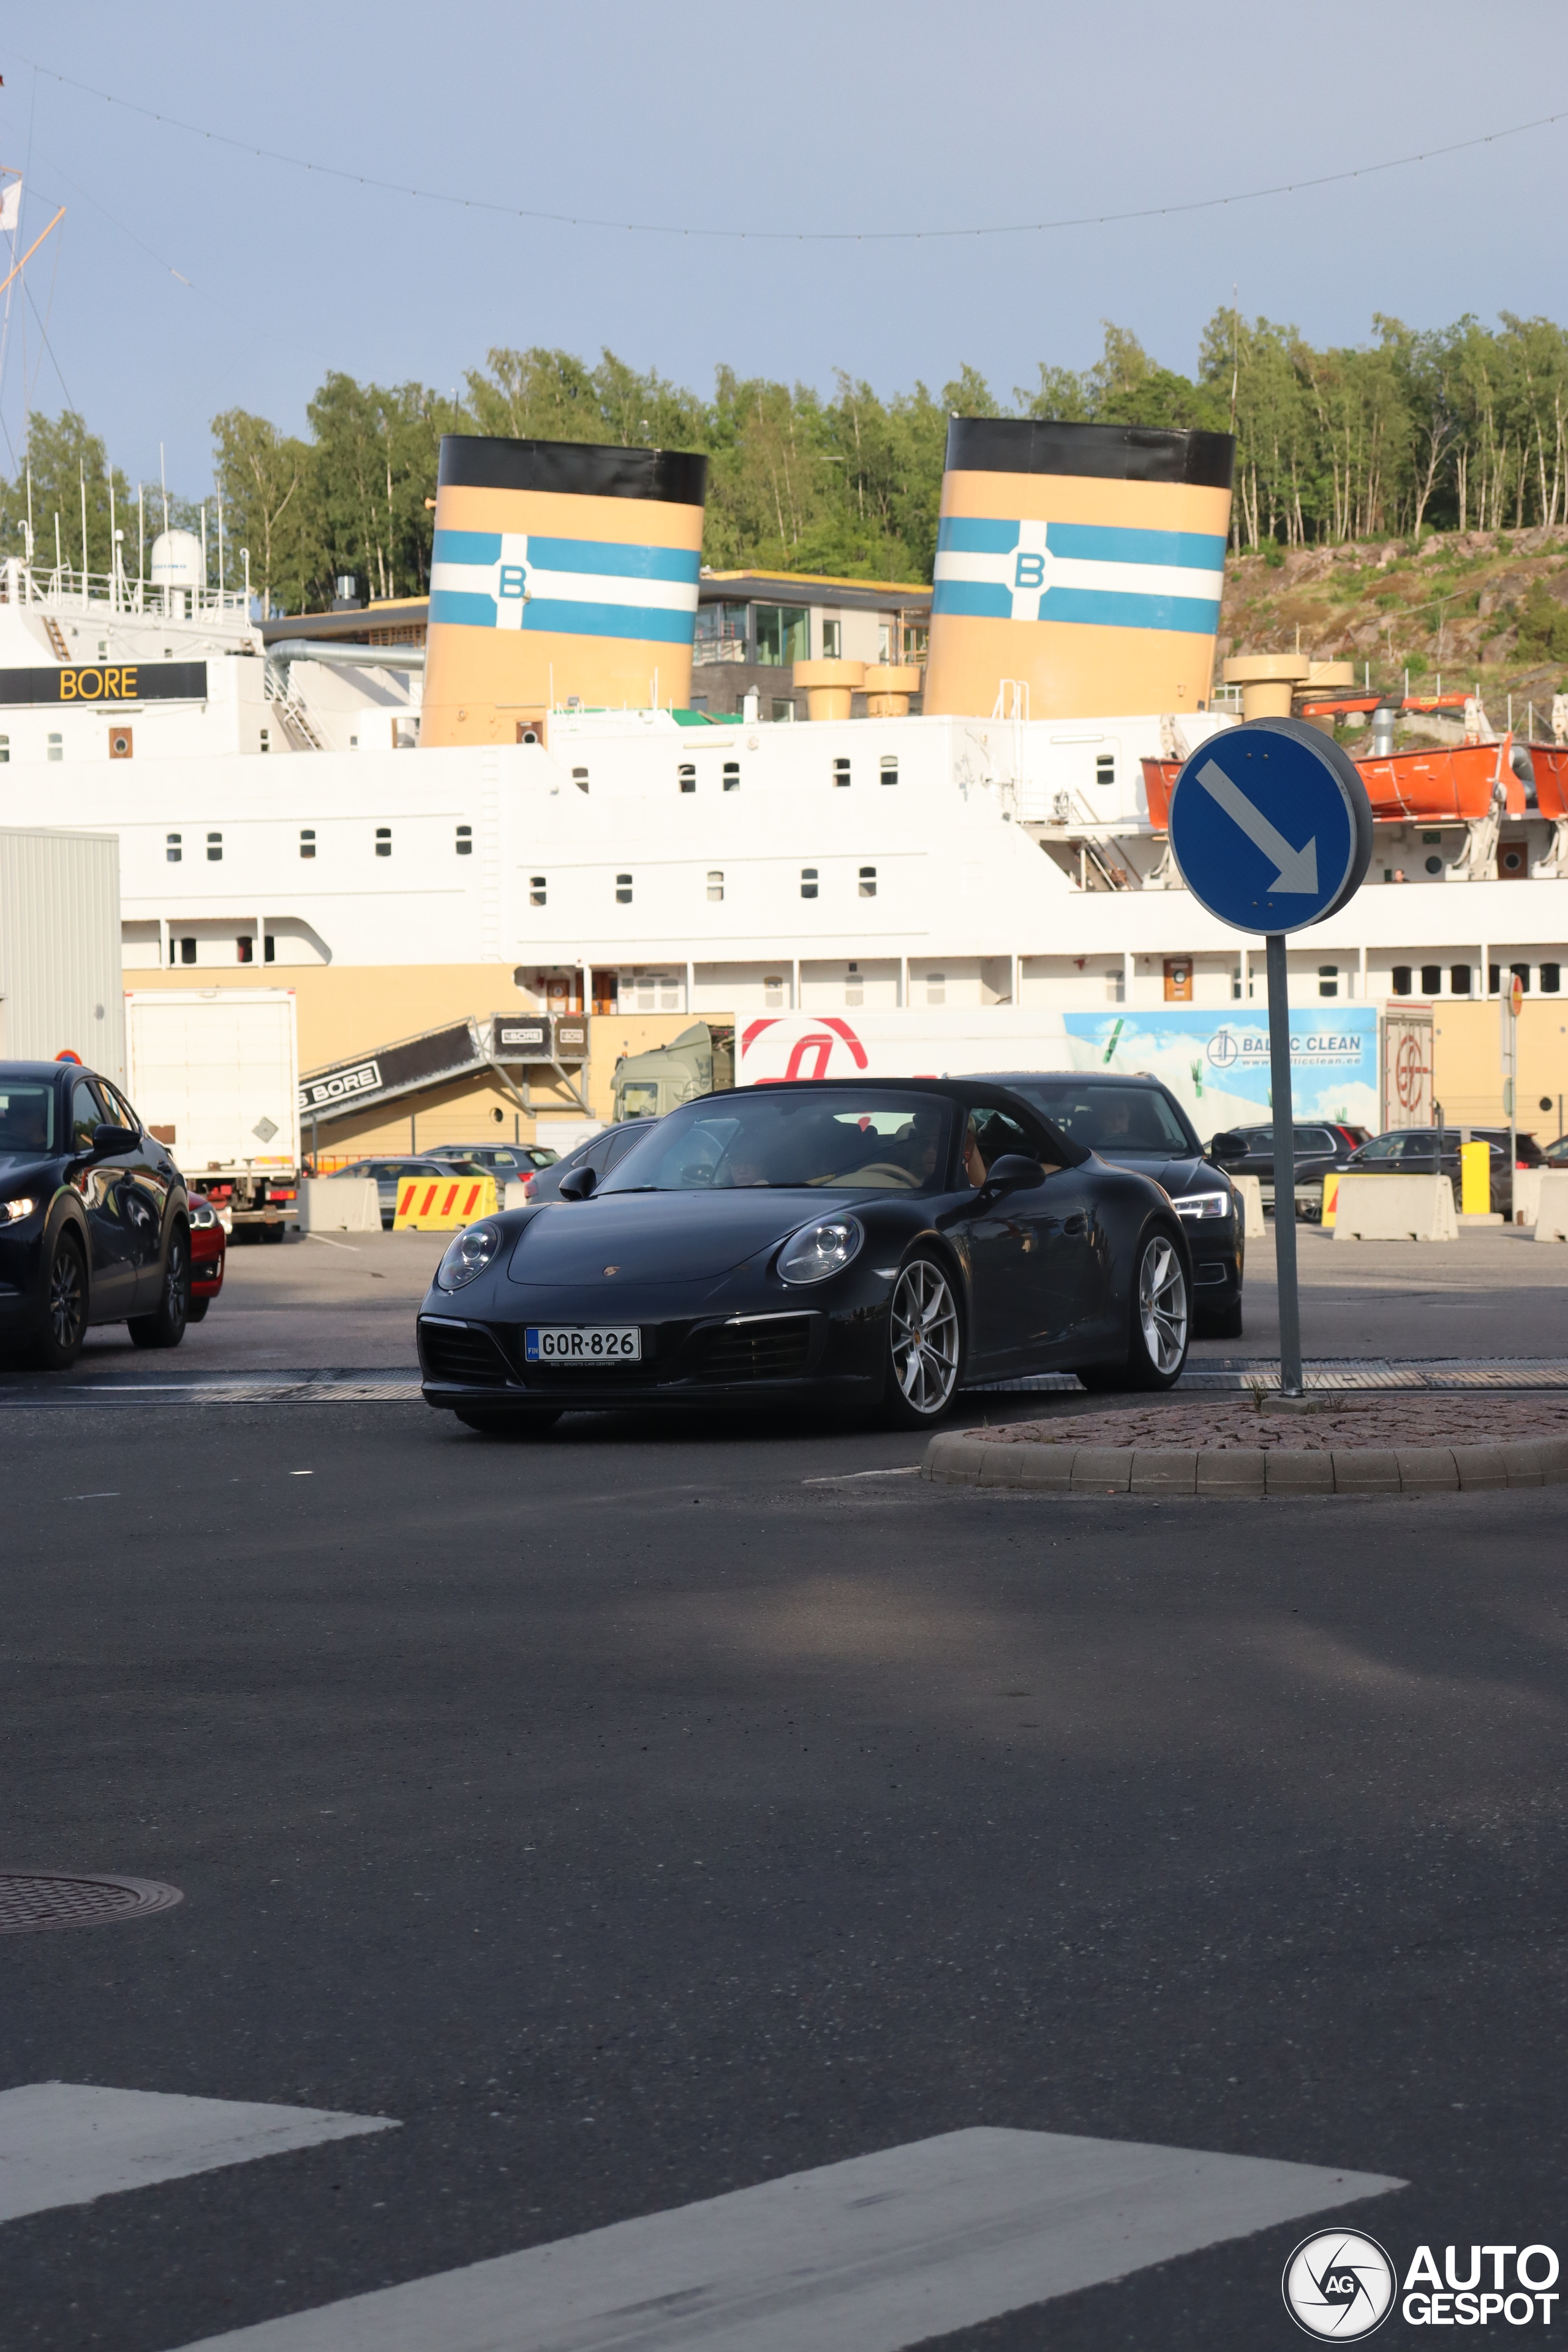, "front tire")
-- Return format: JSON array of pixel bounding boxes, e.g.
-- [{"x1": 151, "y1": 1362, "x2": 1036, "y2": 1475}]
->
[
  {"x1": 882, "y1": 1253, "x2": 962, "y2": 1428},
  {"x1": 186, "y1": 1297, "x2": 211, "y2": 1324},
  {"x1": 27, "y1": 1231, "x2": 88, "y2": 1371},
  {"x1": 128, "y1": 1227, "x2": 190, "y2": 1351},
  {"x1": 453, "y1": 1407, "x2": 562, "y2": 1437},
  {"x1": 1074, "y1": 1224, "x2": 1191, "y2": 1392}
]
